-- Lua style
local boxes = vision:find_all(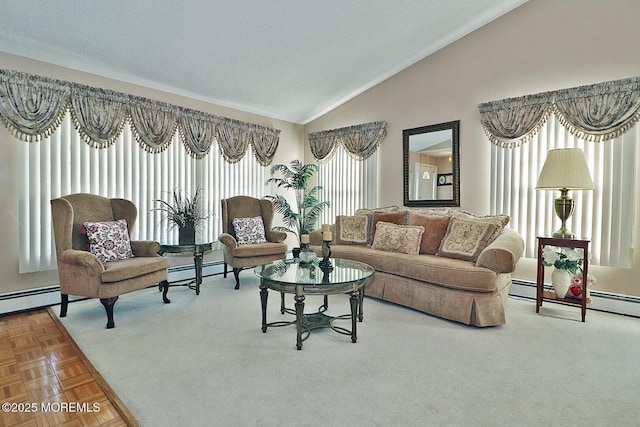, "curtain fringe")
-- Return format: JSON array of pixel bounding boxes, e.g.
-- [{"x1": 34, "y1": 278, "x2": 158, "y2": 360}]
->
[
  {"x1": 480, "y1": 76, "x2": 640, "y2": 147},
  {"x1": 482, "y1": 107, "x2": 552, "y2": 148},
  {"x1": 309, "y1": 121, "x2": 386, "y2": 161},
  {"x1": 554, "y1": 106, "x2": 640, "y2": 143},
  {"x1": 0, "y1": 69, "x2": 279, "y2": 164}
]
